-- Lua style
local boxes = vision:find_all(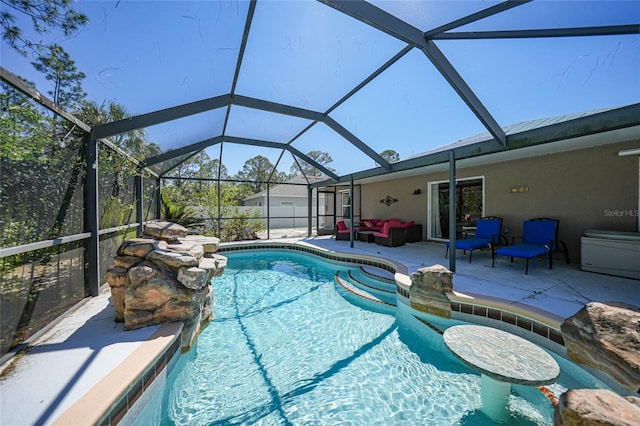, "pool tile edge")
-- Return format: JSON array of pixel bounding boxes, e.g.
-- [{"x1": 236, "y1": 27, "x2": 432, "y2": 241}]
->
[
  {"x1": 52, "y1": 322, "x2": 183, "y2": 426},
  {"x1": 219, "y1": 241, "x2": 407, "y2": 274}
]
